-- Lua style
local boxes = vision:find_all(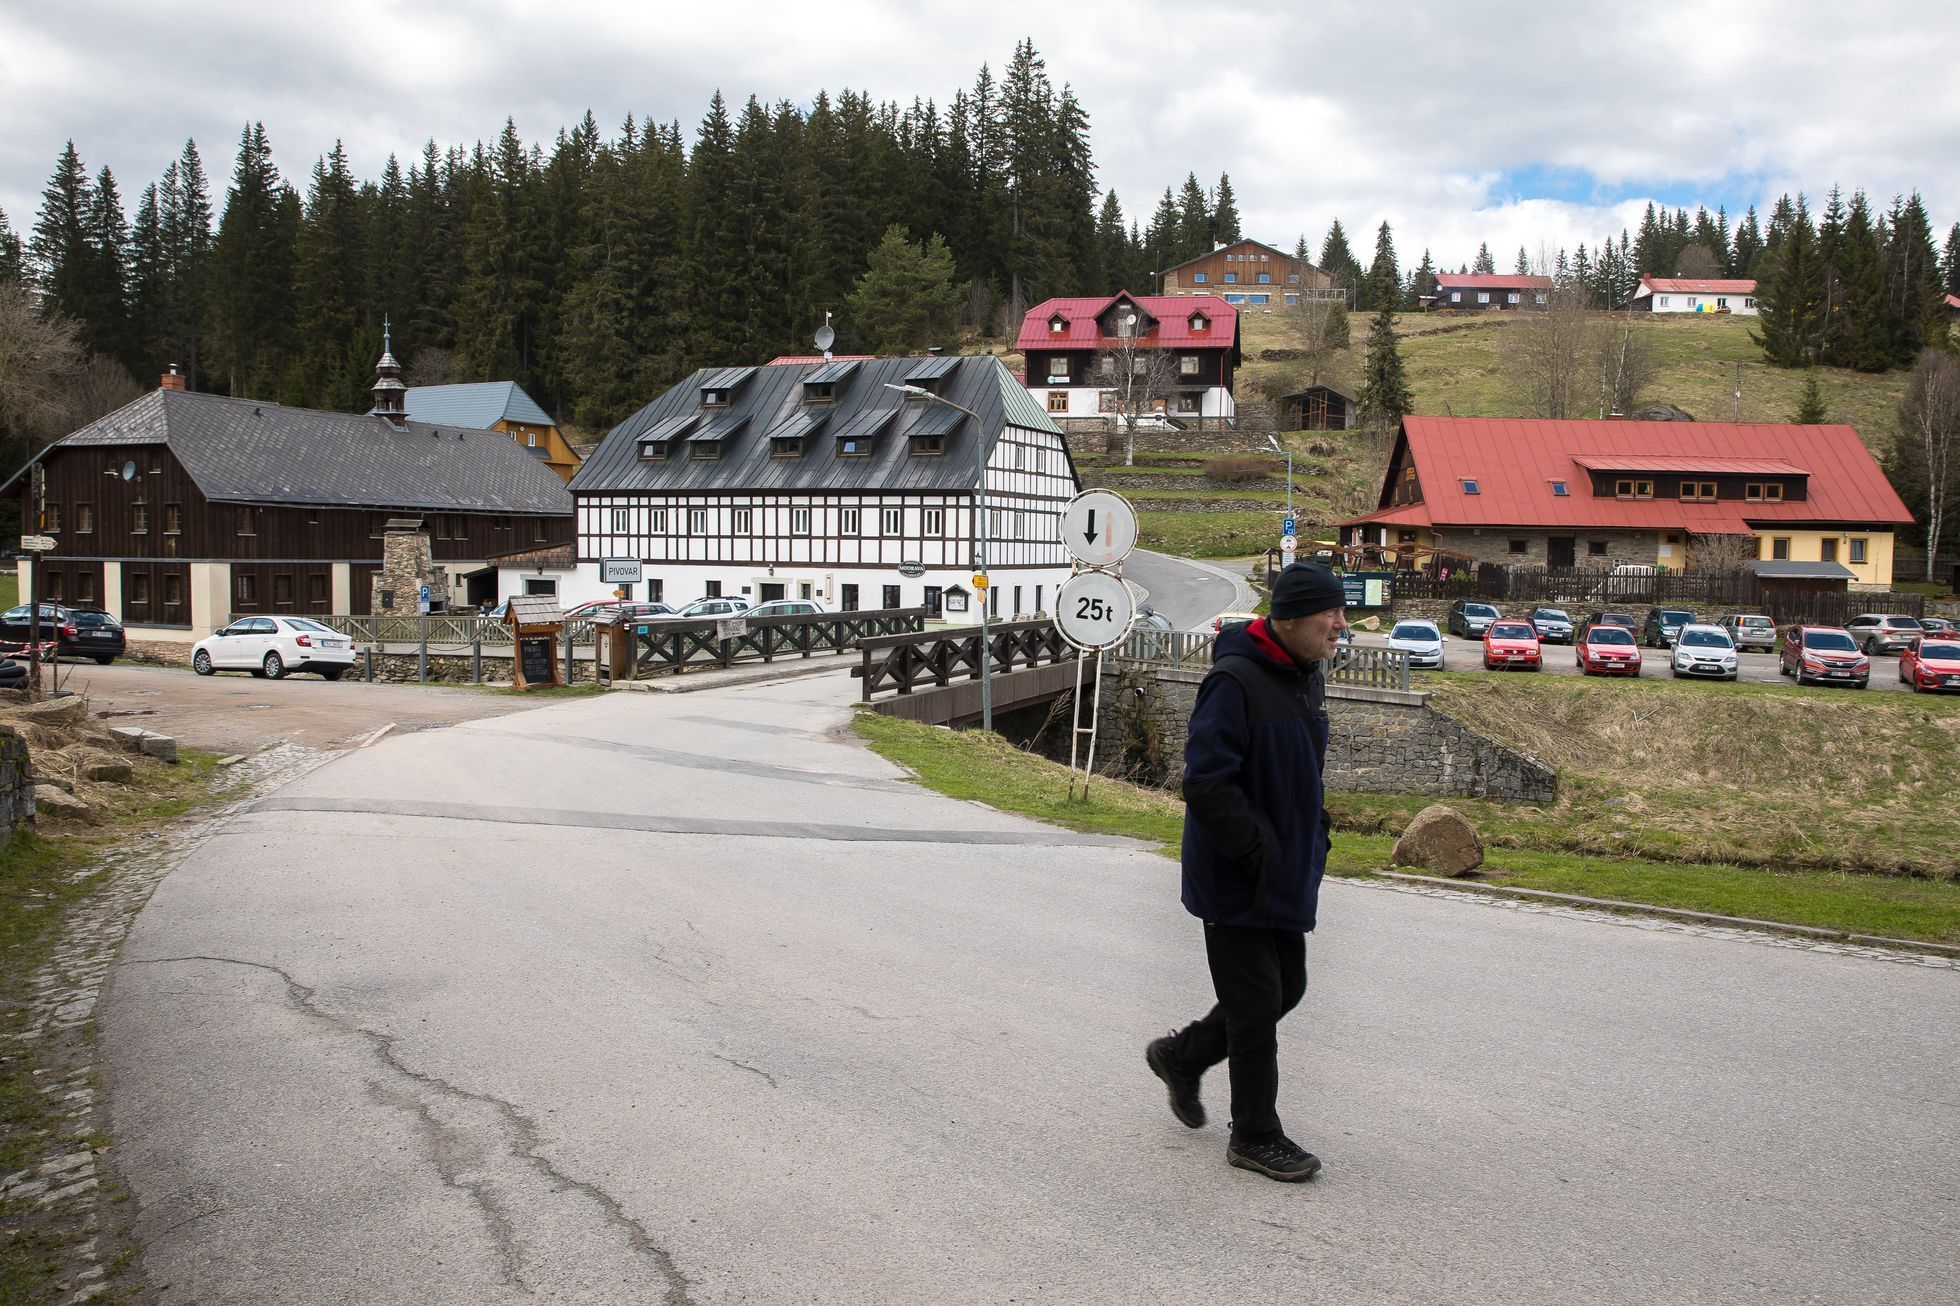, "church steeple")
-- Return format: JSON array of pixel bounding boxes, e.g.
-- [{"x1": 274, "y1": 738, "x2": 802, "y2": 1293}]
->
[{"x1": 371, "y1": 317, "x2": 407, "y2": 428}]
